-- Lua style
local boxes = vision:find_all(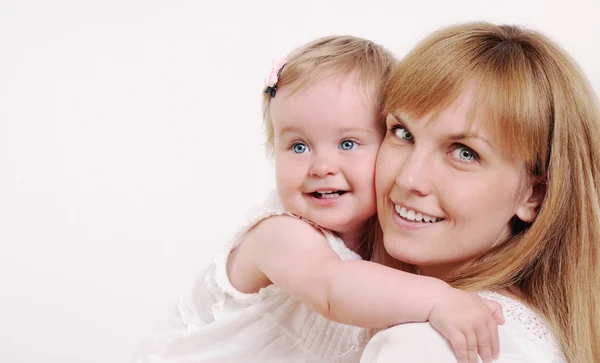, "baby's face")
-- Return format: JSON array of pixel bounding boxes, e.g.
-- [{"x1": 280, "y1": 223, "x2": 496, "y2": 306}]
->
[{"x1": 269, "y1": 74, "x2": 383, "y2": 235}]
